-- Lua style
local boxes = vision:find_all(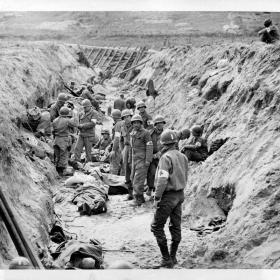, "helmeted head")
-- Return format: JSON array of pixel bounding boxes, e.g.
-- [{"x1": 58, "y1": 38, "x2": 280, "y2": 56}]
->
[
  {"x1": 191, "y1": 125, "x2": 203, "y2": 137},
  {"x1": 179, "y1": 128, "x2": 191, "y2": 140},
  {"x1": 131, "y1": 114, "x2": 143, "y2": 130},
  {"x1": 136, "y1": 101, "x2": 146, "y2": 113},
  {"x1": 57, "y1": 92, "x2": 68, "y2": 108},
  {"x1": 82, "y1": 99, "x2": 92, "y2": 112},
  {"x1": 154, "y1": 115, "x2": 166, "y2": 131},
  {"x1": 27, "y1": 107, "x2": 41, "y2": 121},
  {"x1": 121, "y1": 109, "x2": 133, "y2": 125},
  {"x1": 264, "y1": 18, "x2": 272, "y2": 27},
  {"x1": 160, "y1": 129, "x2": 178, "y2": 146},
  {"x1": 101, "y1": 128, "x2": 110, "y2": 139},
  {"x1": 59, "y1": 106, "x2": 70, "y2": 117},
  {"x1": 111, "y1": 109, "x2": 121, "y2": 122},
  {"x1": 79, "y1": 258, "x2": 96, "y2": 269},
  {"x1": 9, "y1": 257, "x2": 32, "y2": 270}
]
